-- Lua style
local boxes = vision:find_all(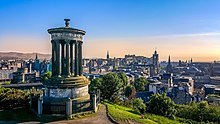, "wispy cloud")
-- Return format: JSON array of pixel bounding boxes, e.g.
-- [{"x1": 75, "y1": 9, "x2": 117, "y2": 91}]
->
[{"x1": 149, "y1": 32, "x2": 220, "y2": 38}]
